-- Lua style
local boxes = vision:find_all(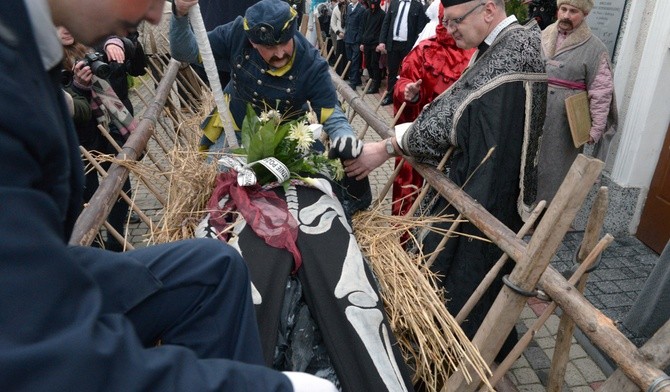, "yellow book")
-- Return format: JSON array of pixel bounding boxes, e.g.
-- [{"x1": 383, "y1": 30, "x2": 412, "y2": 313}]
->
[{"x1": 565, "y1": 91, "x2": 592, "y2": 148}]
